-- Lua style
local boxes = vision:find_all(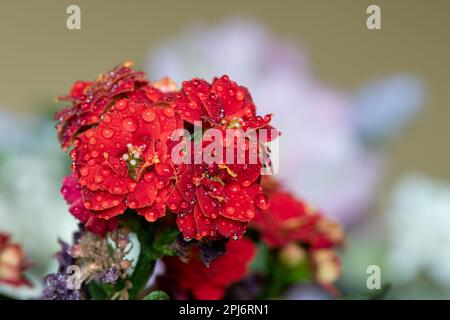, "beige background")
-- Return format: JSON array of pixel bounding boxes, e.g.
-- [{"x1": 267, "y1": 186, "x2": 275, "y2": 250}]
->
[{"x1": 0, "y1": 0, "x2": 448, "y2": 190}]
